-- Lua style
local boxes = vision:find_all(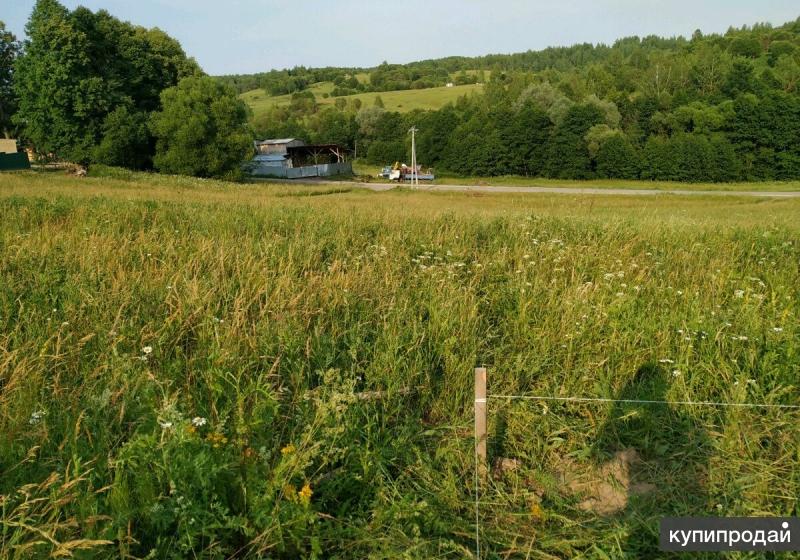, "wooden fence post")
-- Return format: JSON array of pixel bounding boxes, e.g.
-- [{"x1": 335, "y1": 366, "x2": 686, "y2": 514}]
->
[{"x1": 475, "y1": 367, "x2": 487, "y2": 475}]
